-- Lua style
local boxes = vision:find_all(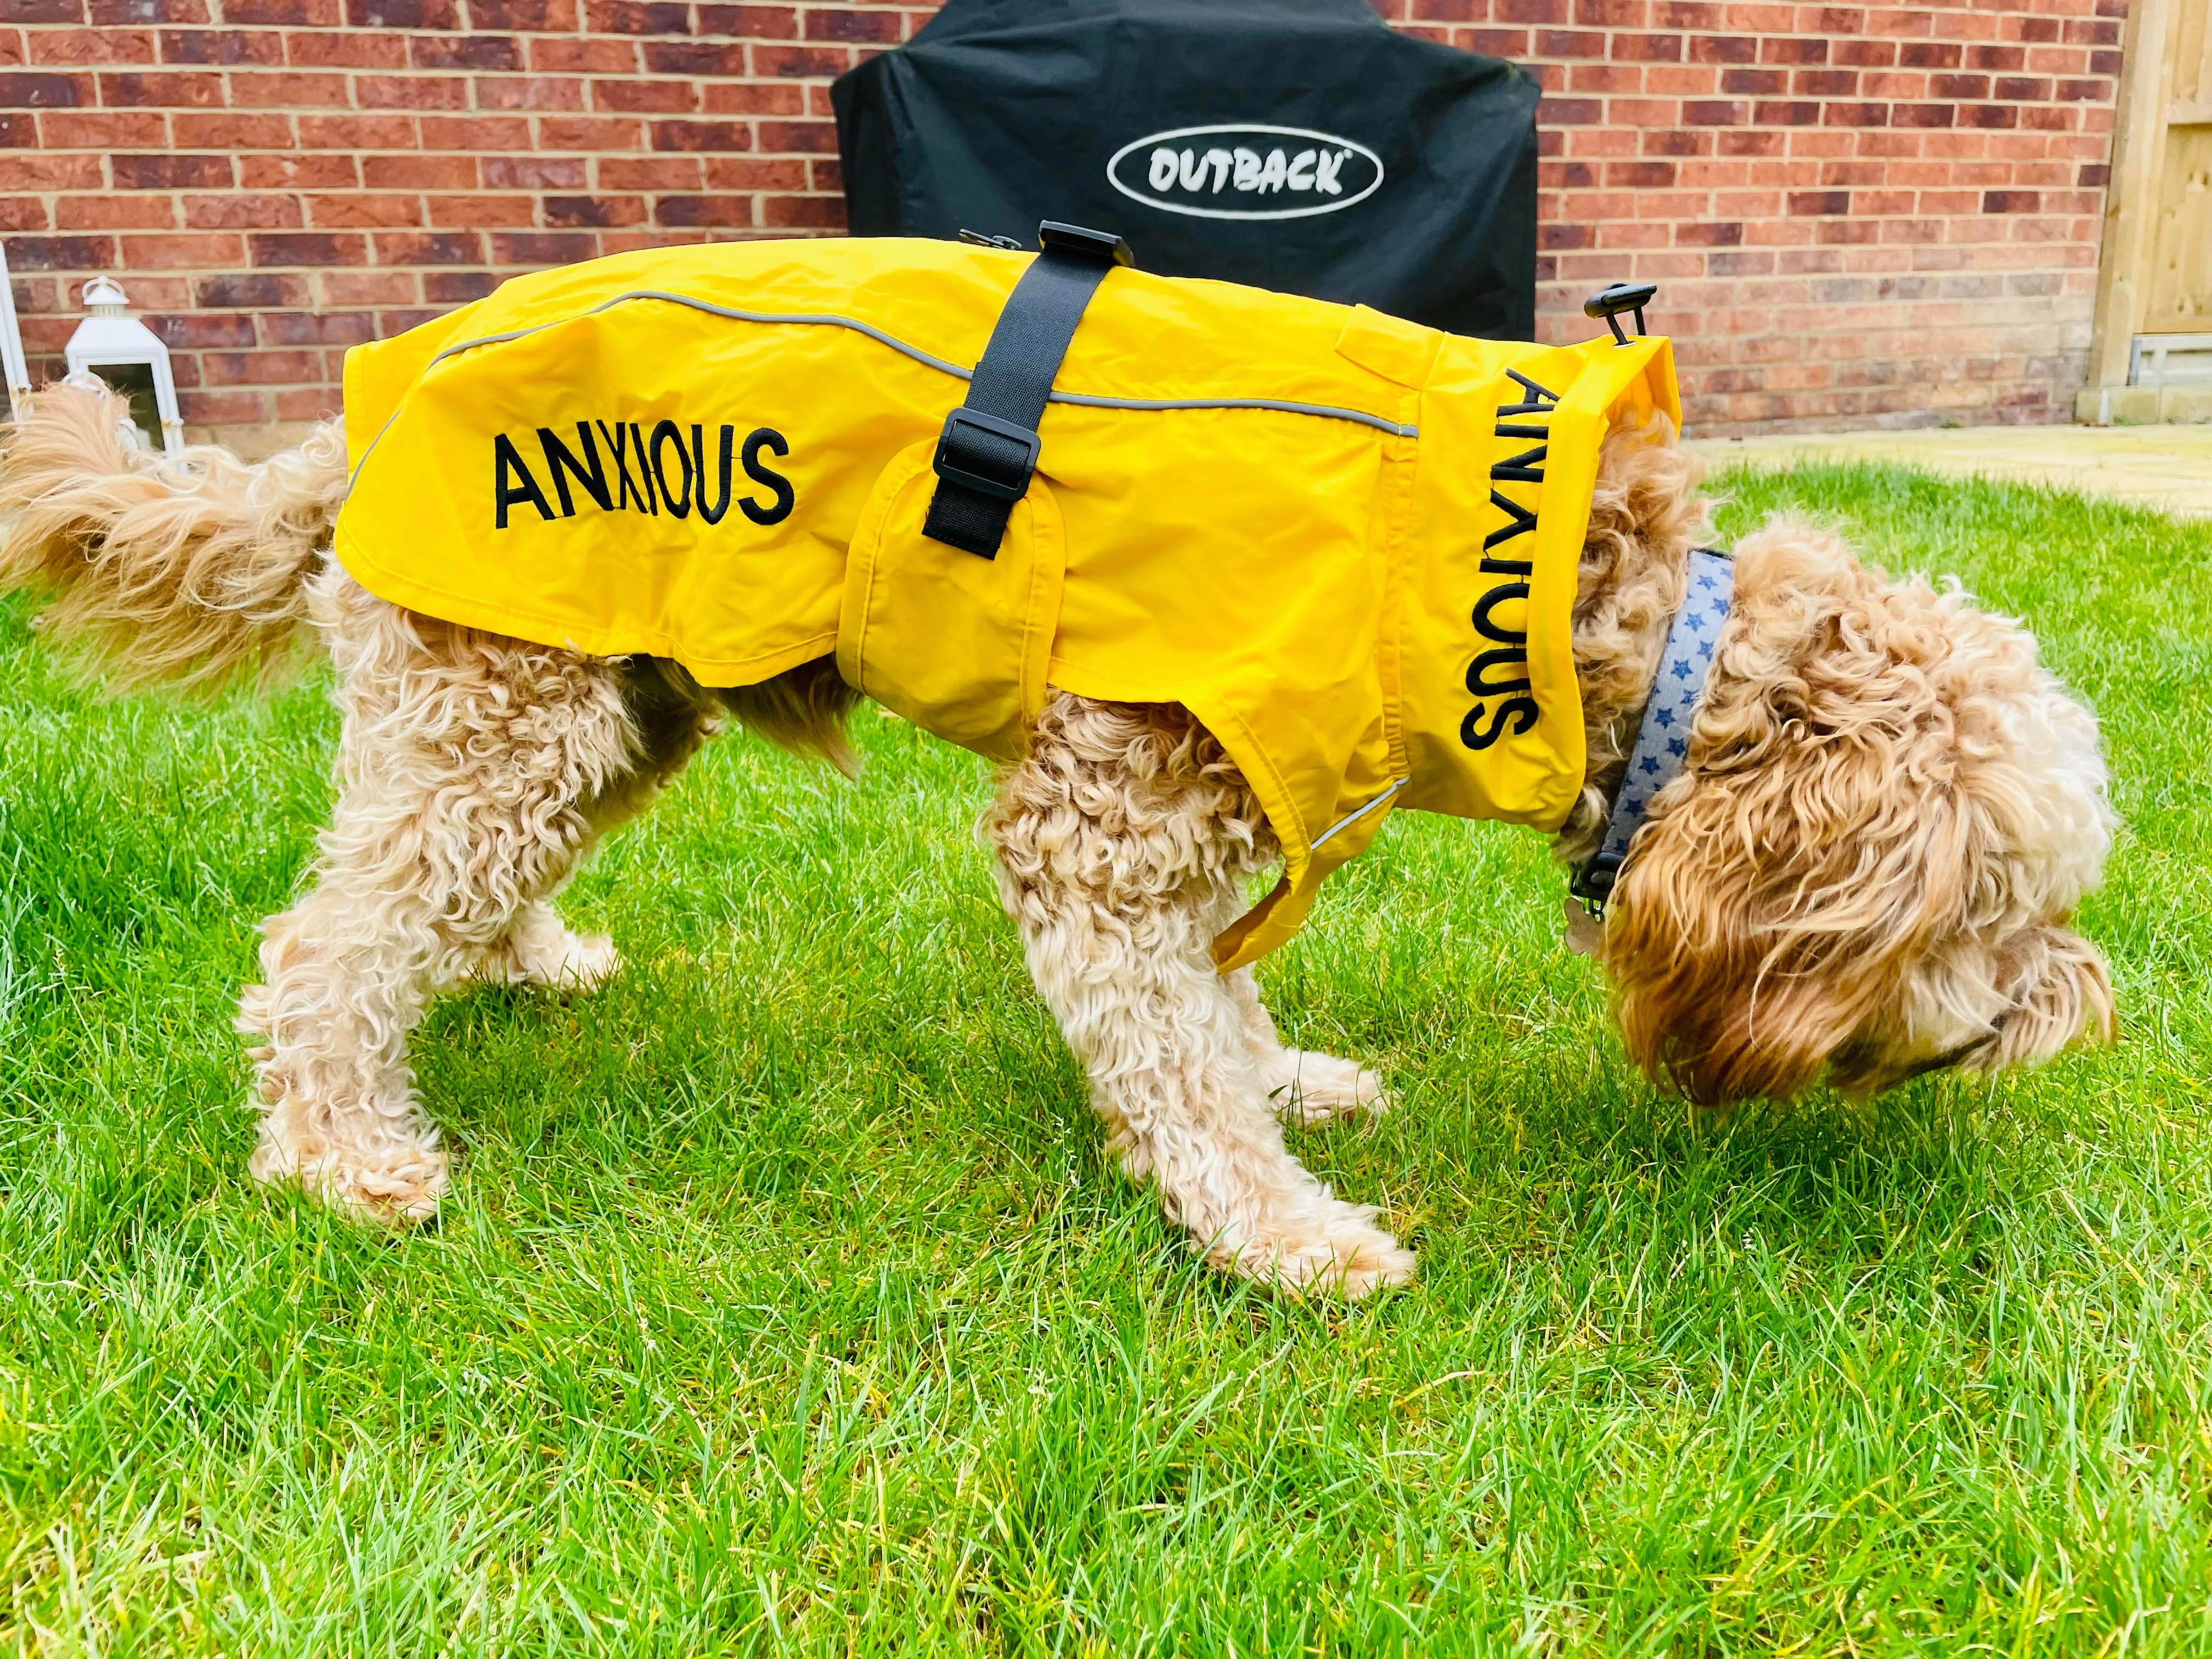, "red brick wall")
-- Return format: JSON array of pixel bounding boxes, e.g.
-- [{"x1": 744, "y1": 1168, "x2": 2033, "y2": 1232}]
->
[
  {"x1": 1405, "y1": 0, "x2": 2126, "y2": 430},
  {"x1": 1, "y1": 0, "x2": 2122, "y2": 446}
]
